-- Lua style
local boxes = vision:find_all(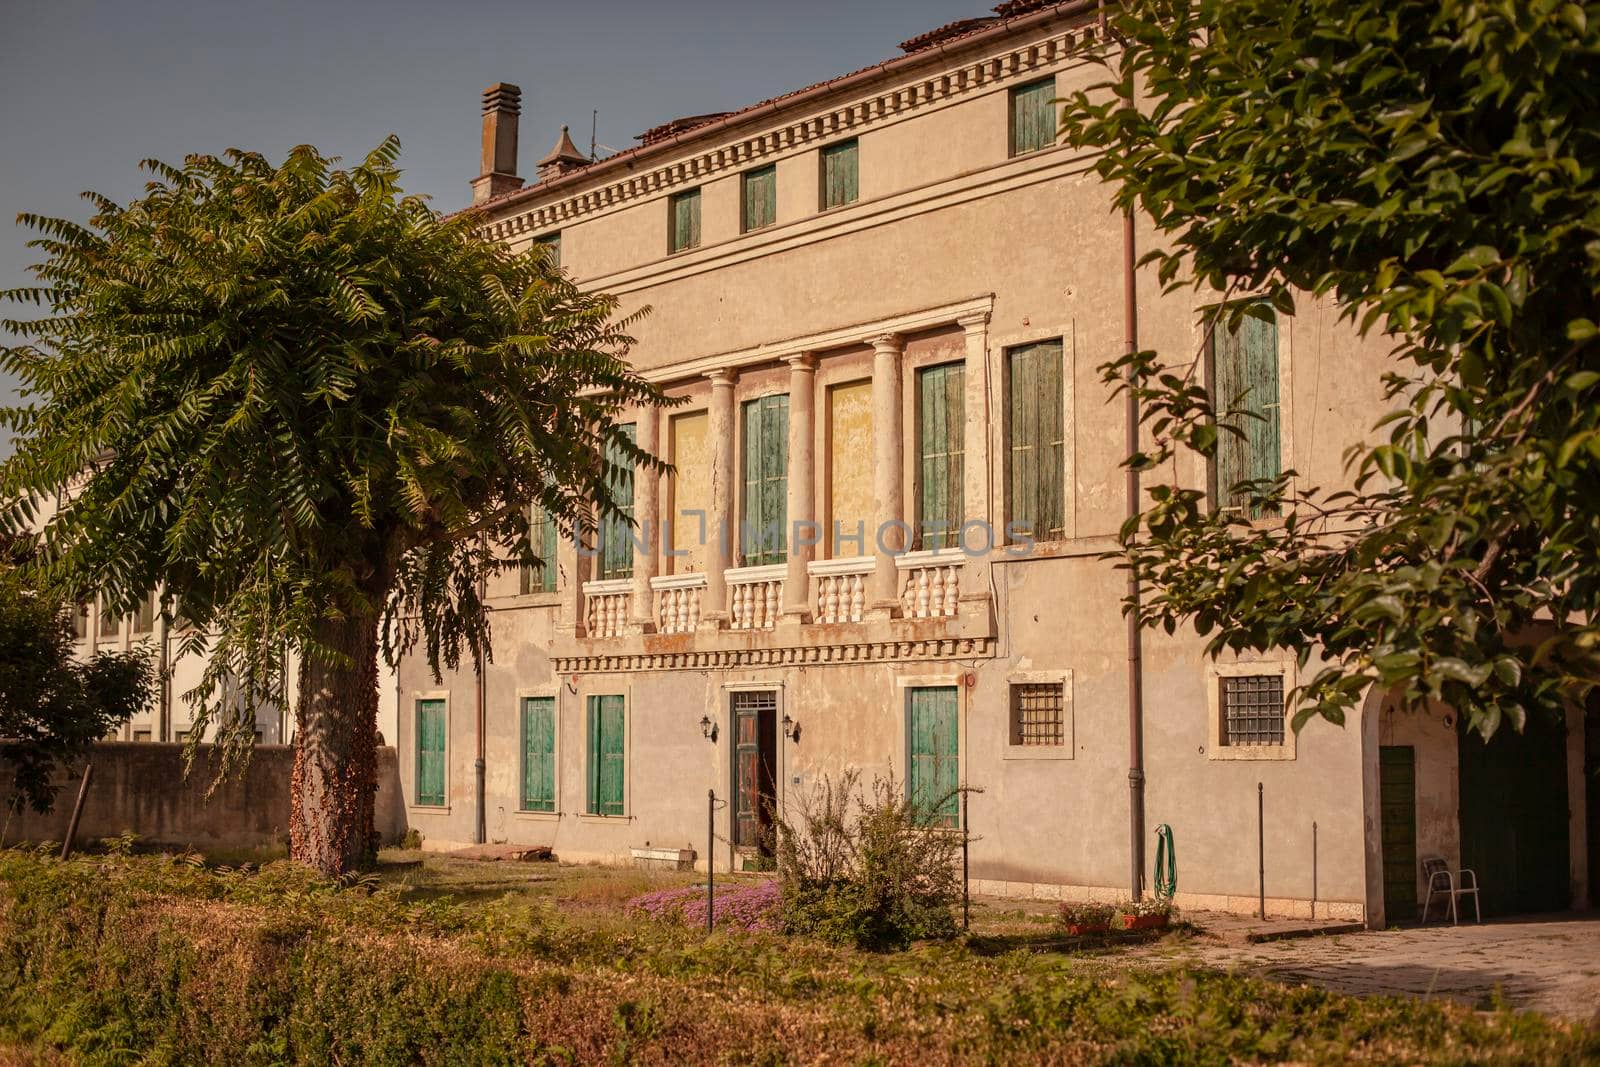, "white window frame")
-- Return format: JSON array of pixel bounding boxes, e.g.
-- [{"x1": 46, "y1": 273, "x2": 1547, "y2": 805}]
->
[{"x1": 1206, "y1": 661, "x2": 1296, "y2": 761}]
